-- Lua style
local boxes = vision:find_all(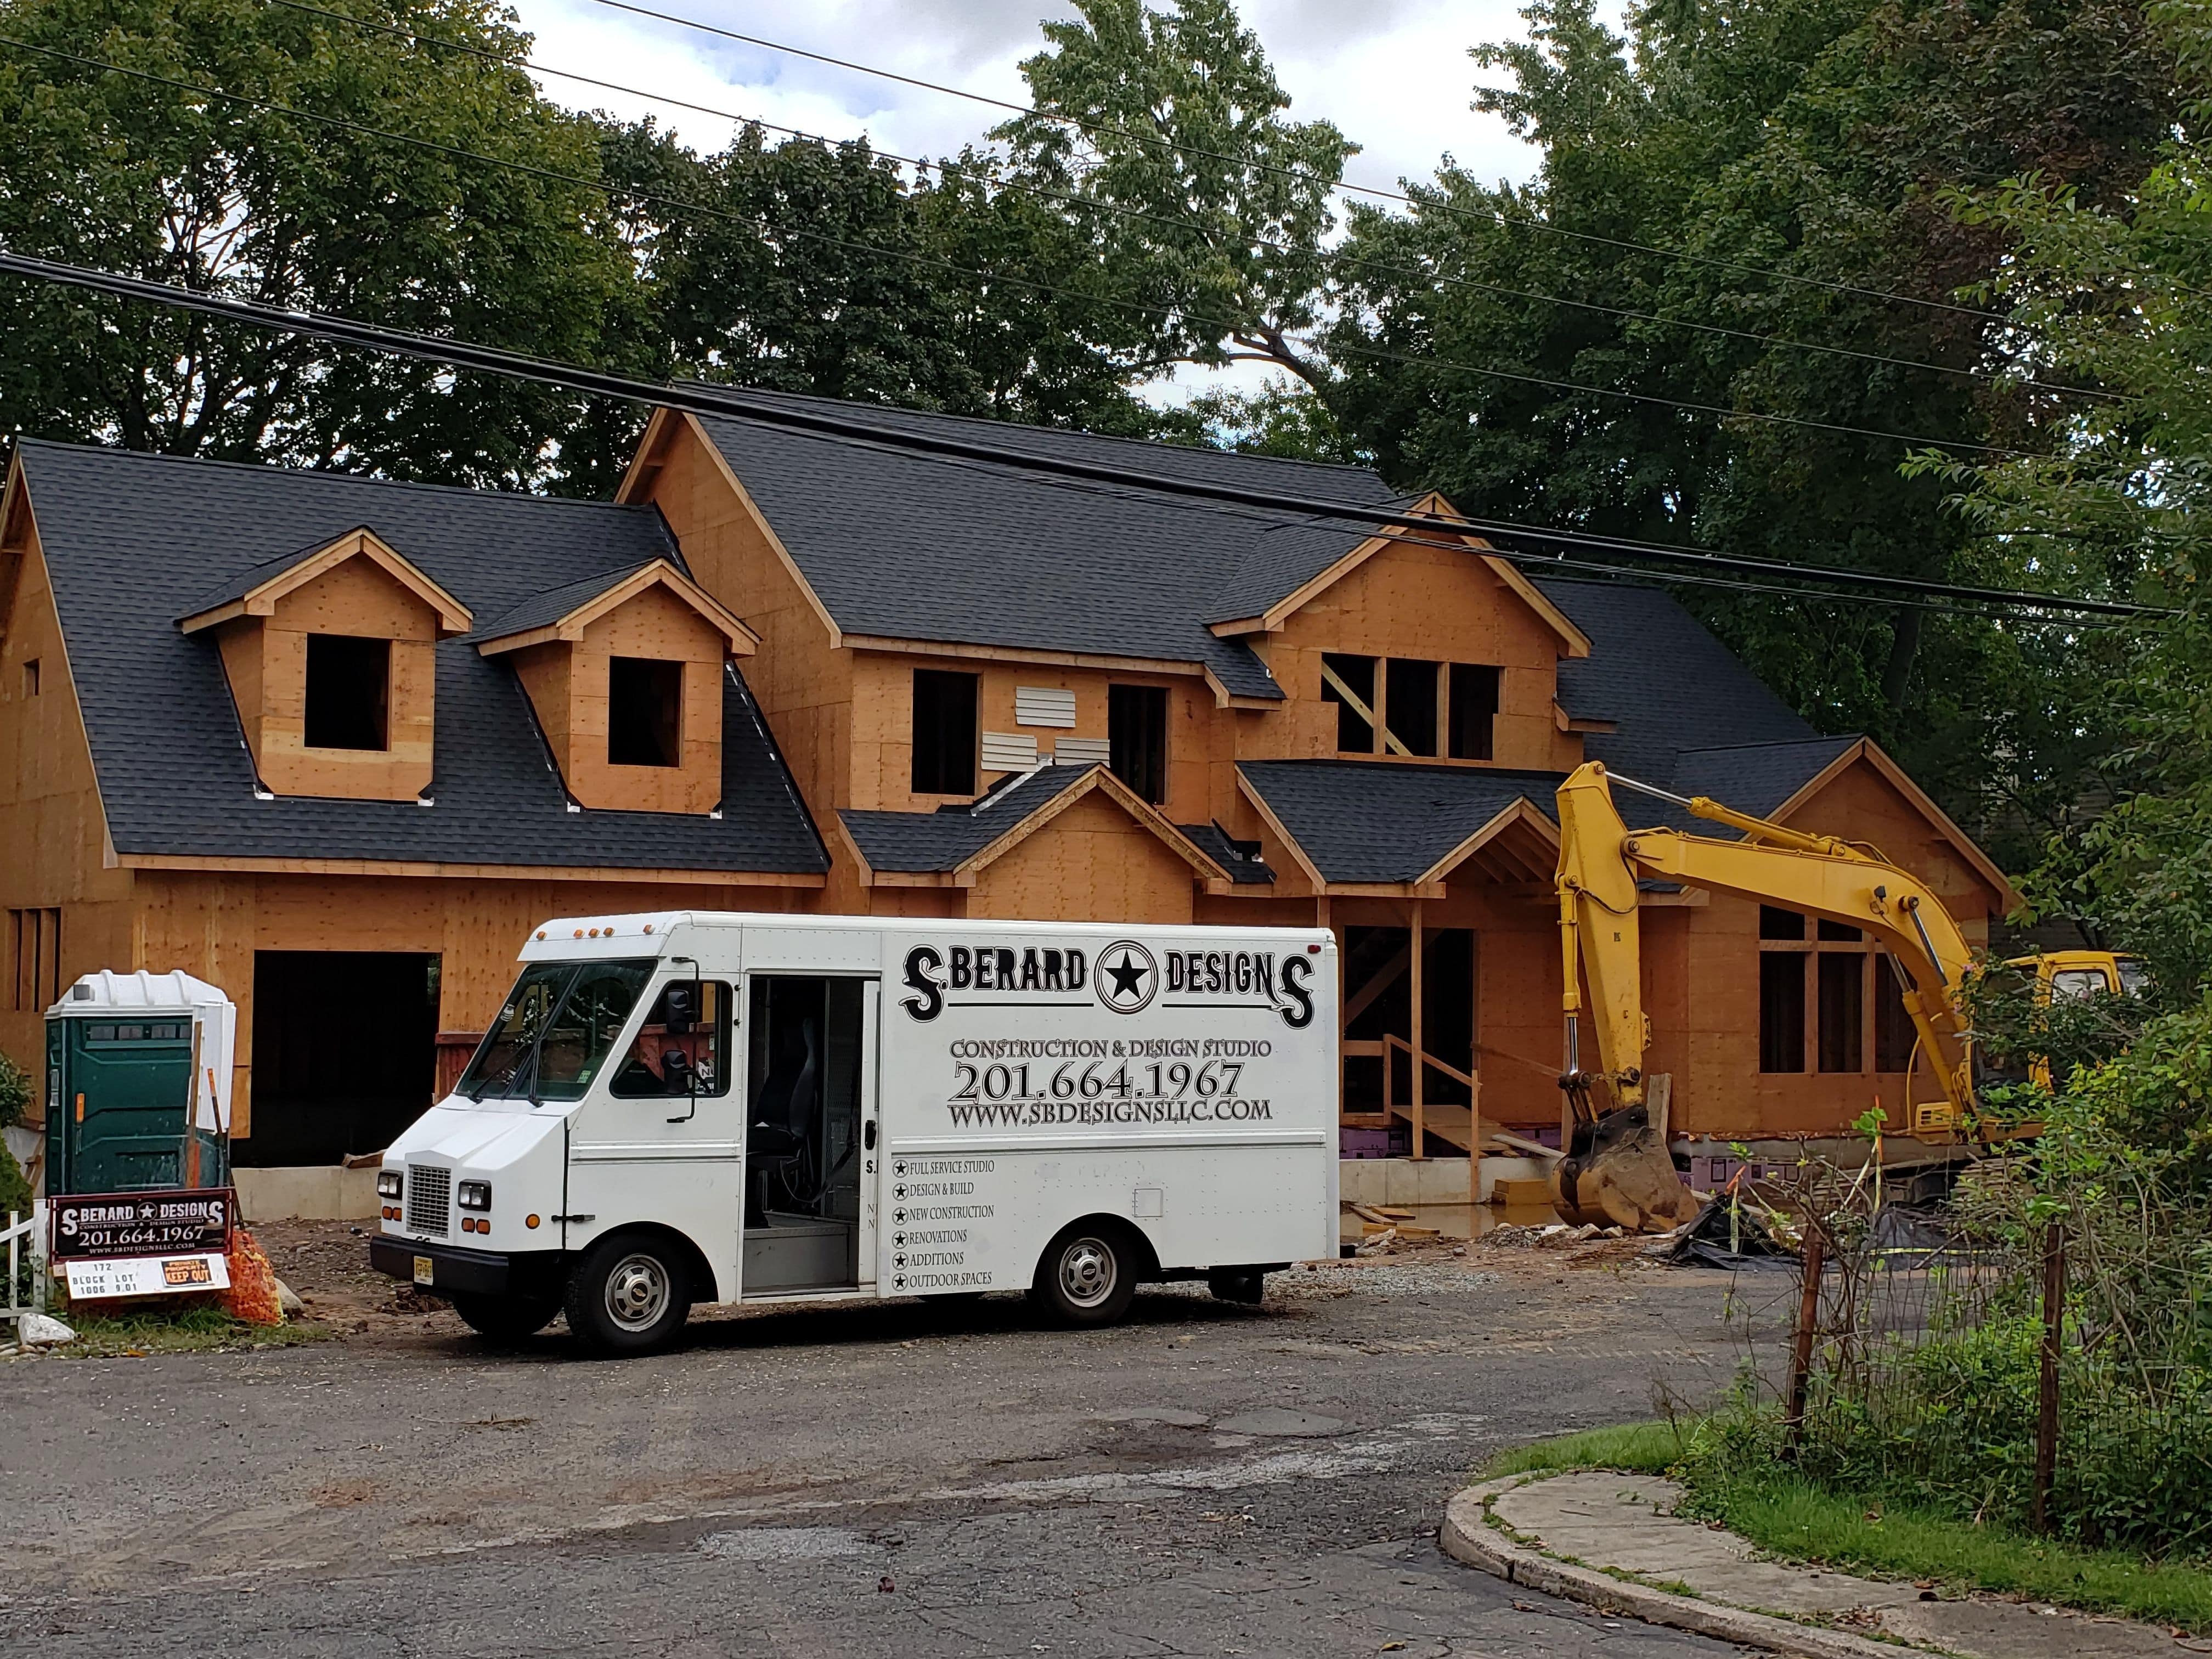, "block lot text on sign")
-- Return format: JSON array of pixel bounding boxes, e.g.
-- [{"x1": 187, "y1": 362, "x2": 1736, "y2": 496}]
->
[{"x1": 60, "y1": 1252, "x2": 232, "y2": 1299}]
